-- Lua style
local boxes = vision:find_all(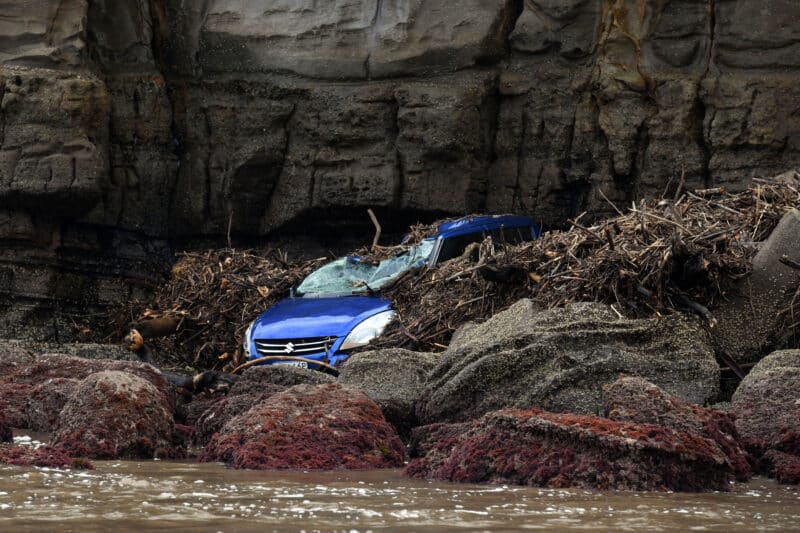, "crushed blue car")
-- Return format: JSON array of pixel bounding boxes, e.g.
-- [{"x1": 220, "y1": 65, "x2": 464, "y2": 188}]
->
[{"x1": 242, "y1": 215, "x2": 540, "y2": 371}]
